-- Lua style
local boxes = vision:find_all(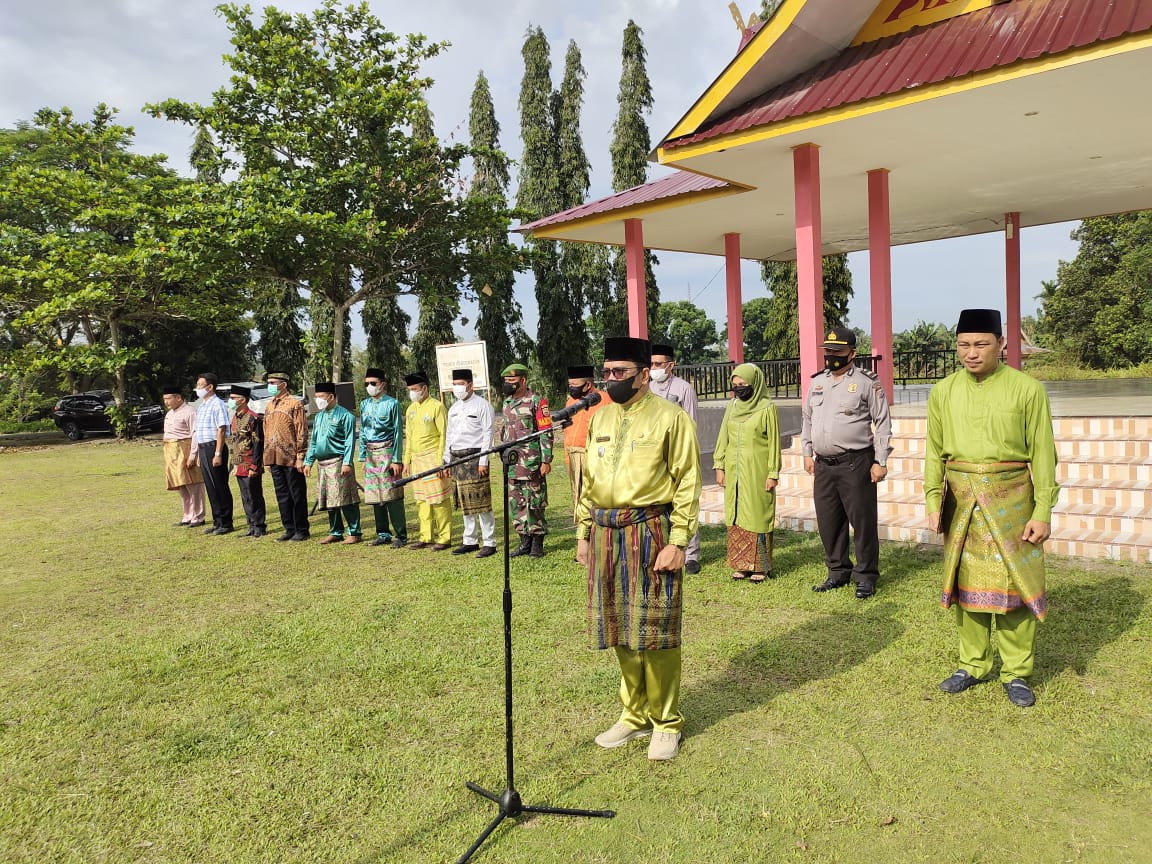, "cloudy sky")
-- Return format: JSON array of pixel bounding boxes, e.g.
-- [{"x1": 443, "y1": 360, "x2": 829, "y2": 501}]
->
[{"x1": 2, "y1": 0, "x2": 1078, "y2": 346}]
